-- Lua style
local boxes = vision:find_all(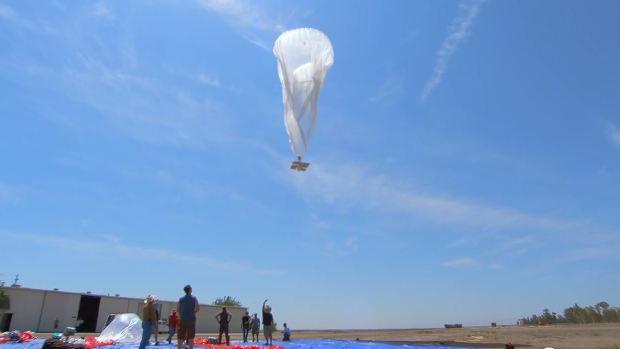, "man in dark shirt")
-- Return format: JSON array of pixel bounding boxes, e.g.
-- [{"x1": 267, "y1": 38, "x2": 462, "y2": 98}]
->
[
  {"x1": 177, "y1": 285, "x2": 199, "y2": 349},
  {"x1": 262, "y1": 299, "x2": 274, "y2": 346},
  {"x1": 241, "y1": 311, "x2": 251, "y2": 343},
  {"x1": 216, "y1": 307, "x2": 232, "y2": 345}
]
